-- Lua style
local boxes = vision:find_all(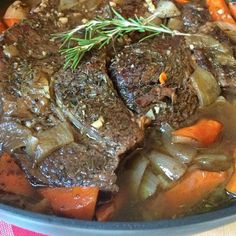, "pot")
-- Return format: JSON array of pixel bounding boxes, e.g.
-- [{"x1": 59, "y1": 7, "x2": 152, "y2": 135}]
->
[{"x1": 1, "y1": 202, "x2": 236, "y2": 236}]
